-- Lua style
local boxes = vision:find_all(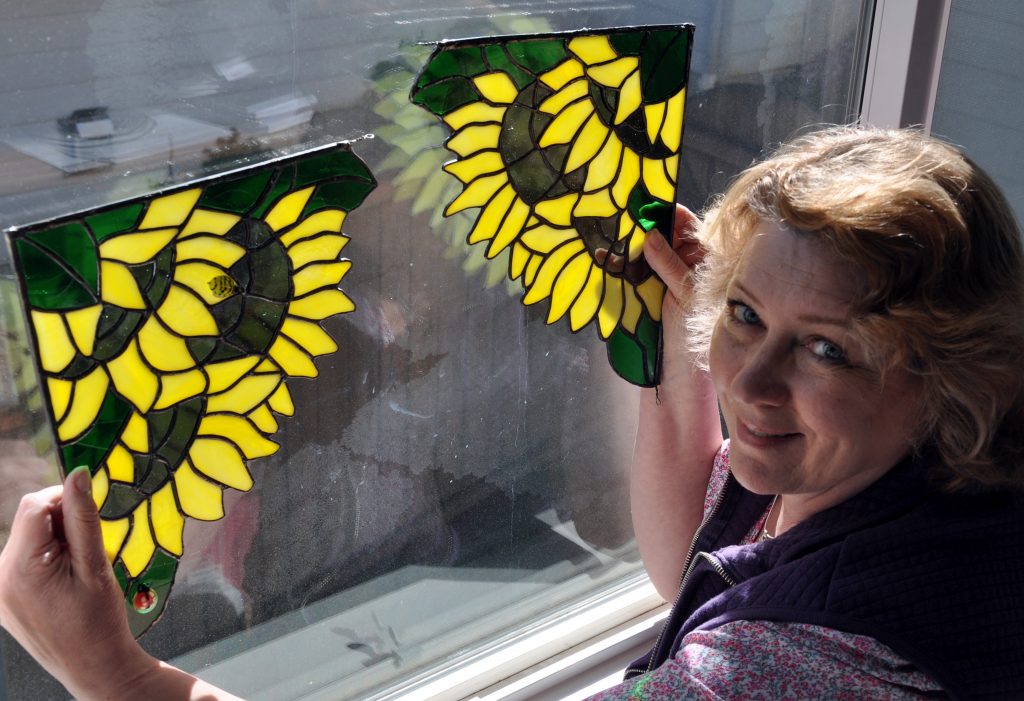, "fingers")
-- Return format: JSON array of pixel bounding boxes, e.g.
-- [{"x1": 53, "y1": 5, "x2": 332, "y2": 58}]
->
[
  {"x1": 59, "y1": 467, "x2": 110, "y2": 581},
  {"x1": 645, "y1": 205, "x2": 704, "y2": 300},
  {"x1": 7, "y1": 486, "x2": 63, "y2": 565}
]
